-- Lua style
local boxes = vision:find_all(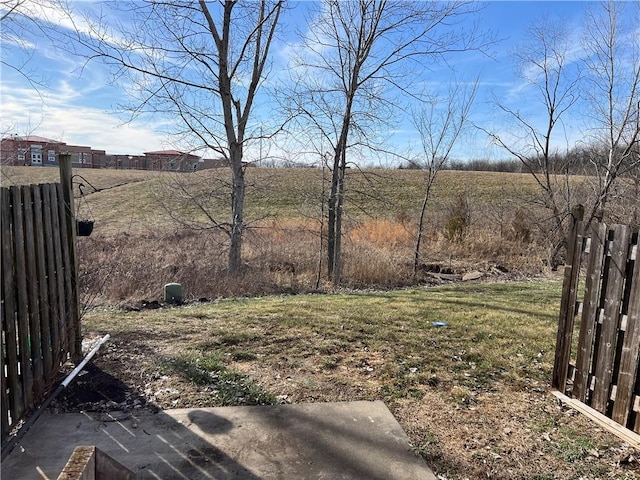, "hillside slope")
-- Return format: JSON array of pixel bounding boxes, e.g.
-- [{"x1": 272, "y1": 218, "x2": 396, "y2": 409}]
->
[{"x1": 1, "y1": 165, "x2": 539, "y2": 232}]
